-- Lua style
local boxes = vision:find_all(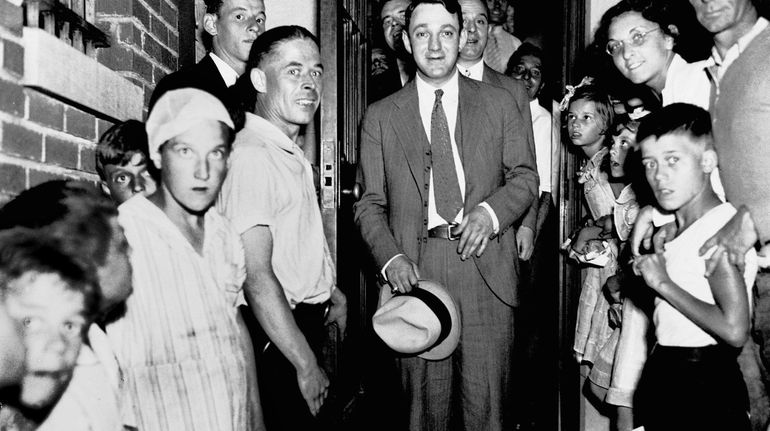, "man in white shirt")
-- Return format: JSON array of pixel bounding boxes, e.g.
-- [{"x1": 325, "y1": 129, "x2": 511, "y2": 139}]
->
[
  {"x1": 483, "y1": 0, "x2": 521, "y2": 73},
  {"x1": 149, "y1": 0, "x2": 265, "y2": 110}
]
